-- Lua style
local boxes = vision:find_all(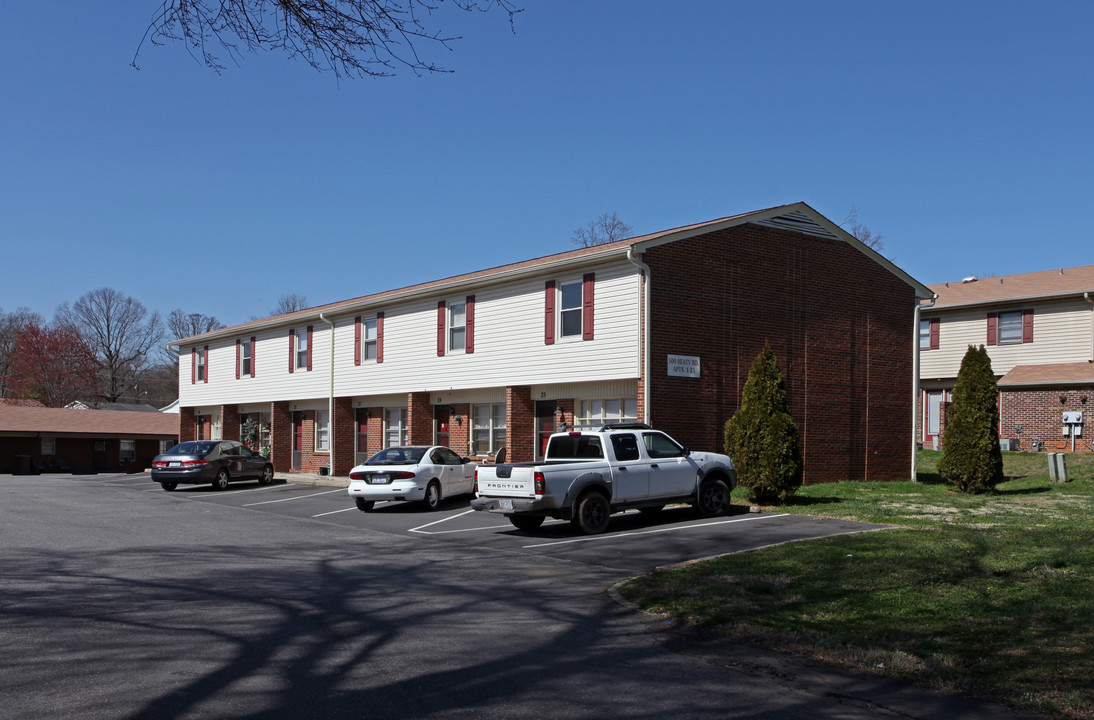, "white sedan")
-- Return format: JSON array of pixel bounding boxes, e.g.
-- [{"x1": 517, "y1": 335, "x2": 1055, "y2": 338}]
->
[{"x1": 348, "y1": 446, "x2": 477, "y2": 512}]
